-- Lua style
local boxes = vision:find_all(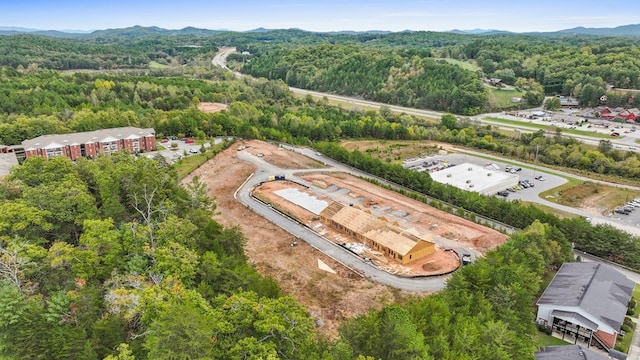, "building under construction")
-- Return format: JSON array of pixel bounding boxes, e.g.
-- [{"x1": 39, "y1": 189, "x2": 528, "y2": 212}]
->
[{"x1": 319, "y1": 202, "x2": 435, "y2": 264}]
